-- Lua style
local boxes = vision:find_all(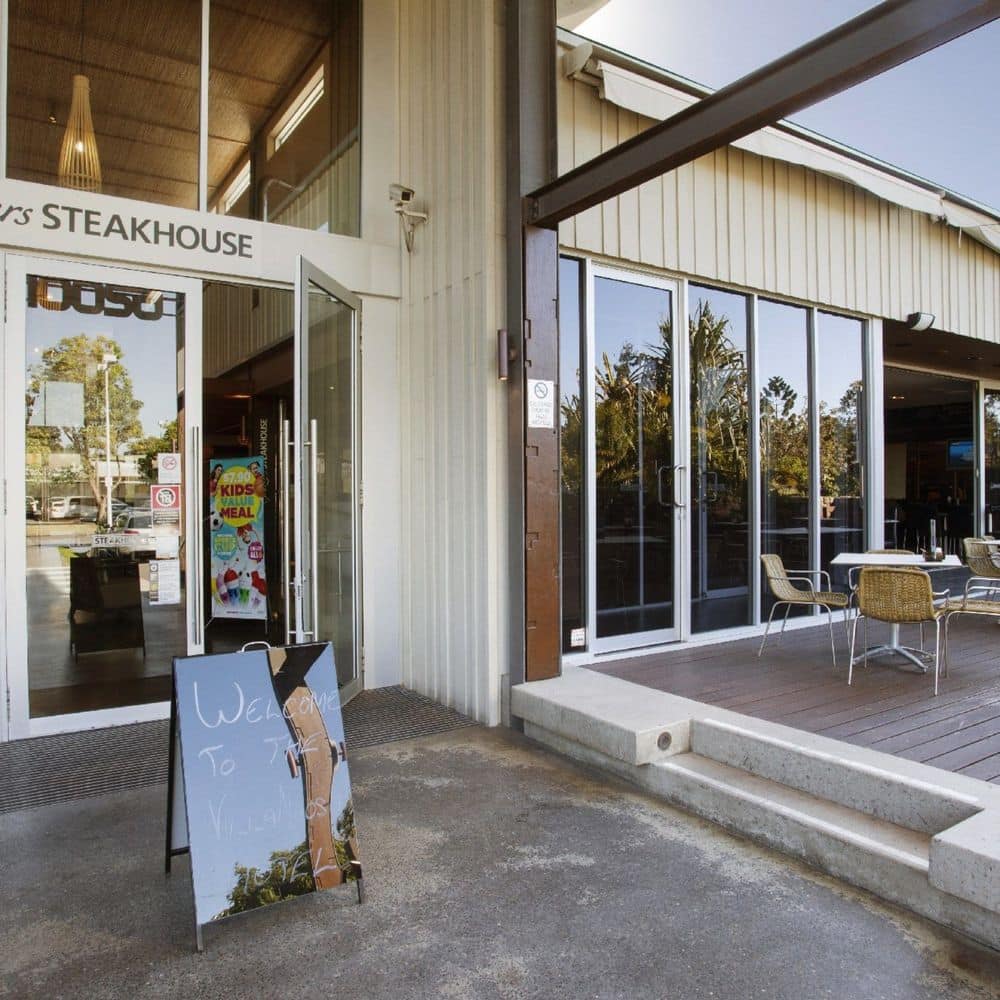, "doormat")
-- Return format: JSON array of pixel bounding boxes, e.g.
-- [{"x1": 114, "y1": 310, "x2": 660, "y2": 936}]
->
[{"x1": 0, "y1": 686, "x2": 476, "y2": 814}]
